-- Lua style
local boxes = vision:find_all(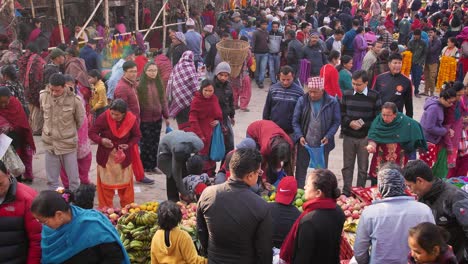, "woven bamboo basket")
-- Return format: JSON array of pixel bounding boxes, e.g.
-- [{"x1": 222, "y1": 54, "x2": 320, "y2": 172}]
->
[{"x1": 216, "y1": 40, "x2": 250, "y2": 78}]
